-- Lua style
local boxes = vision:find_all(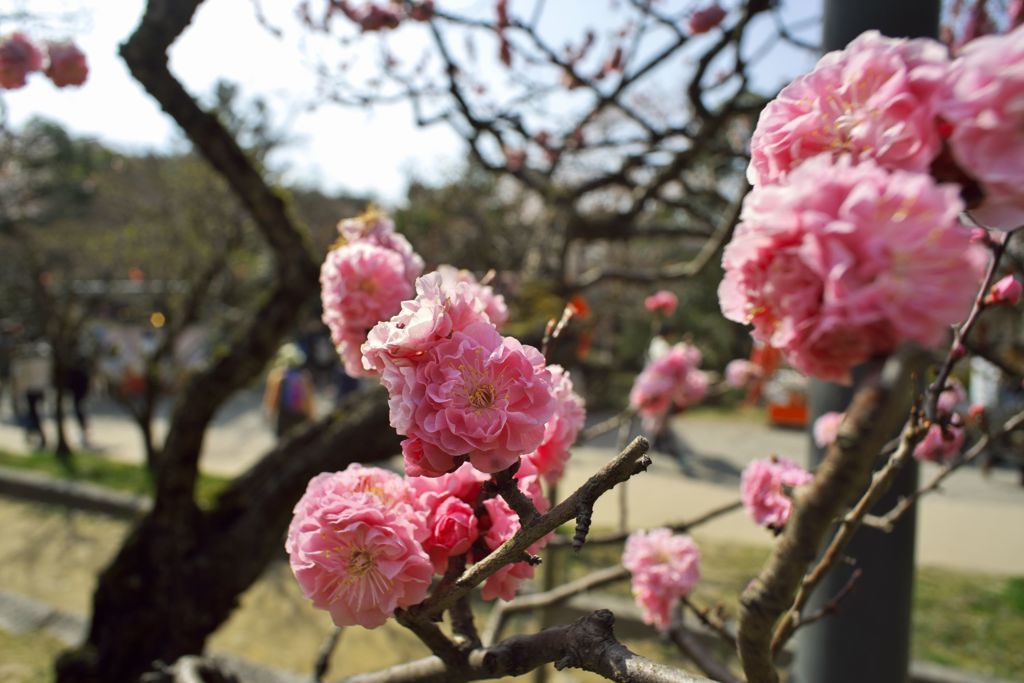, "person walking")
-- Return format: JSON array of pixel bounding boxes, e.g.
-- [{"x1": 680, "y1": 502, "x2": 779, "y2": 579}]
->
[
  {"x1": 263, "y1": 343, "x2": 316, "y2": 439},
  {"x1": 11, "y1": 342, "x2": 52, "y2": 450}
]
